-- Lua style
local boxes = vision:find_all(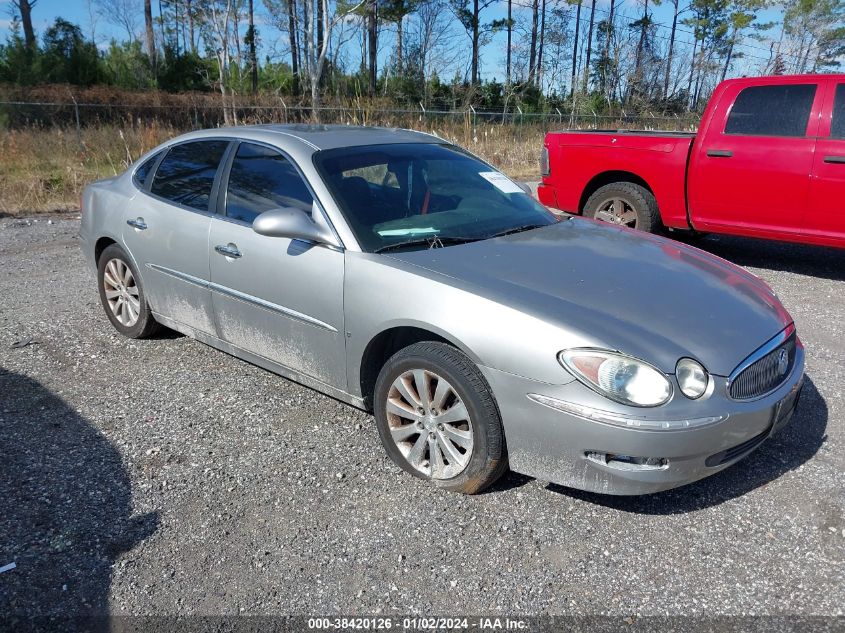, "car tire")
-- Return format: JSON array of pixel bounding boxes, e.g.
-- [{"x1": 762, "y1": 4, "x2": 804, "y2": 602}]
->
[
  {"x1": 584, "y1": 182, "x2": 661, "y2": 233},
  {"x1": 373, "y1": 341, "x2": 508, "y2": 494},
  {"x1": 97, "y1": 244, "x2": 161, "y2": 339}
]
